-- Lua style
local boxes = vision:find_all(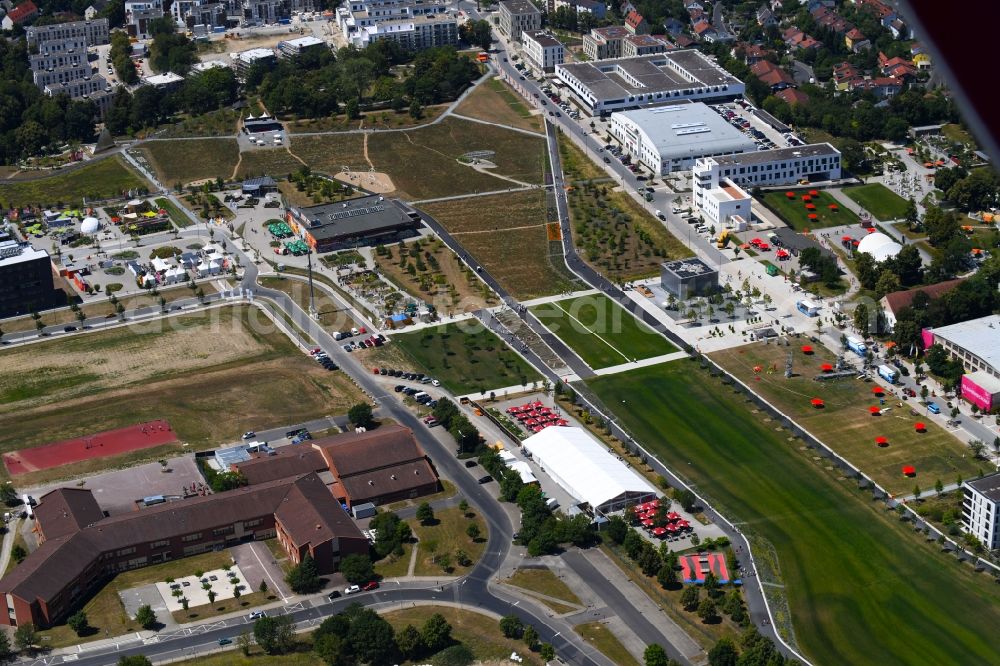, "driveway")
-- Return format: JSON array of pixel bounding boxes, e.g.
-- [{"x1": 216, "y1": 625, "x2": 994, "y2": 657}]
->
[{"x1": 230, "y1": 542, "x2": 292, "y2": 601}]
